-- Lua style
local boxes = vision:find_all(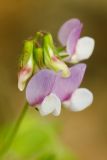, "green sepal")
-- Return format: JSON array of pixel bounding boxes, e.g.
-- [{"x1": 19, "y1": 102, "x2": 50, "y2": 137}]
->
[
  {"x1": 19, "y1": 40, "x2": 34, "y2": 68},
  {"x1": 57, "y1": 46, "x2": 66, "y2": 53},
  {"x1": 43, "y1": 34, "x2": 70, "y2": 77},
  {"x1": 43, "y1": 33, "x2": 58, "y2": 57},
  {"x1": 33, "y1": 47, "x2": 44, "y2": 68},
  {"x1": 60, "y1": 54, "x2": 69, "y2": 59}
]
